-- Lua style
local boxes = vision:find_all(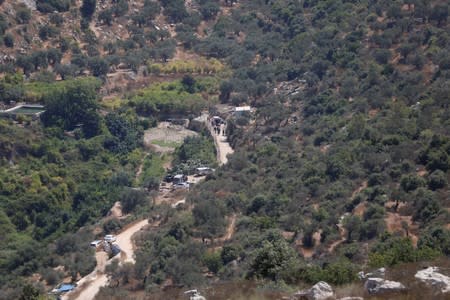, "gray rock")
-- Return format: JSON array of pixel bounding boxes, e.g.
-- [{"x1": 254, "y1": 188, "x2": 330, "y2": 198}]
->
[
  {"x1": 415, "y1": 267, "x2": 450, "y2": 293},
  {"x1": 338, "y1": 298, "x2": 363, "y2": 300},
  {"x1": 364, "y1": 277, "x2": 406, "y2": 294},
  {"x1": 358, "y1": 267, "x2": 385, "y2": 280},
  {"x1": 292, "y1": 281, "x2": 335, "y2": 300}
]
